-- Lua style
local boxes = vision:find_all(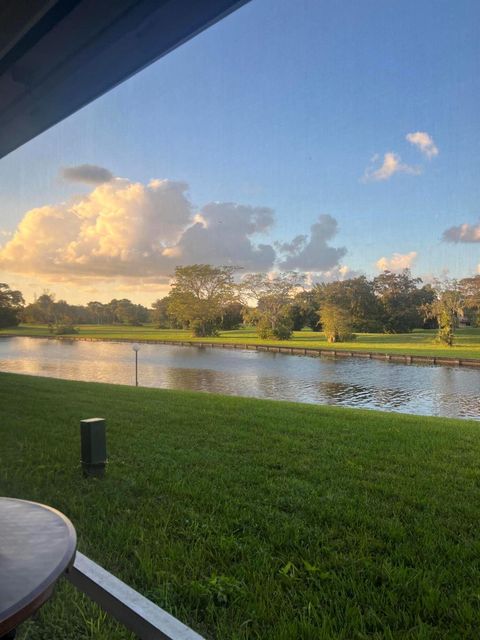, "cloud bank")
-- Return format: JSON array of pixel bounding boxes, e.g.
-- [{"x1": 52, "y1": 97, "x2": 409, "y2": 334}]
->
[
  {"x1": 0, "y1": 177, "x2": 280, "y2": 282},
  {"x1": 0, "y1": 173, "x2": 348, "y2": 285}
]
